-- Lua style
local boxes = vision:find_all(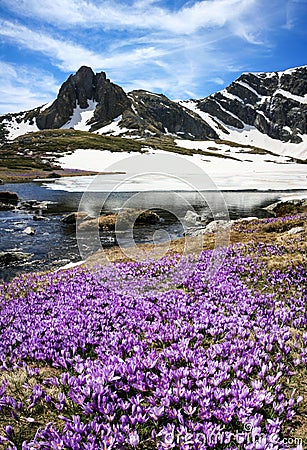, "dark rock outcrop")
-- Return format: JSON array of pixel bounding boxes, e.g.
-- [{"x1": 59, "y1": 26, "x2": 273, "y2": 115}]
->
[
  {"x1": 0, "y1": 251, "x2": 31, "y2": 265},
  {"x1": 197, "y1": 66, "x2": 307, "y2": 143},
  {"x1": 264, "y1": 199, "x2": 307, "y2": 216},
  {"x1": 36, "y1": 66, "x2": 130, "y2": 130},
  {"x1": 35, "y1": 69, "x2": 218, "y2": 139},
  {"x1": 0, "y1": 202, "x2": 15, "y2": 210},
  {"x1": 121, "y1": 91, "x2": 218, "y2": 139},
  {"x1": 0, "y1": 191, "x2": 19, "y2": 204},
  {"x1": 78, "y1": 210, "x2": 160, "y2": 231}
]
